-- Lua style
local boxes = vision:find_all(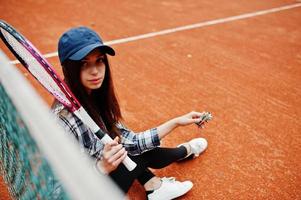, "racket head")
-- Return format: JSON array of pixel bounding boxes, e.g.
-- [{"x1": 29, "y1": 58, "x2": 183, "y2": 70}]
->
[{"x1": 0, "y1": 20, "x2": 80, "y2": 112}]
